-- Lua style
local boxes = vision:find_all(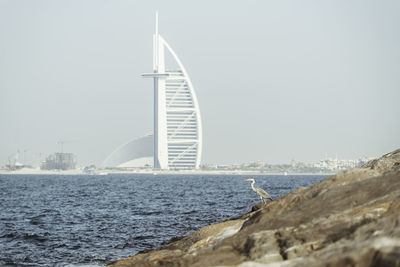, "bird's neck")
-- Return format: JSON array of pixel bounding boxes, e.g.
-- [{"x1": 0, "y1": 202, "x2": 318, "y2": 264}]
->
[{"x1": 251, "y1": 180, "x2": 256, "y2": 191}]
